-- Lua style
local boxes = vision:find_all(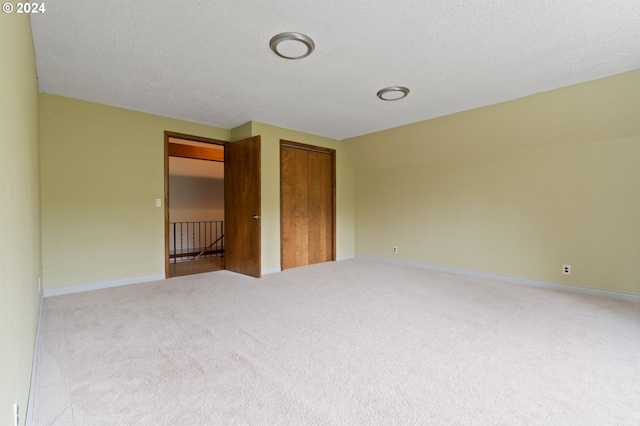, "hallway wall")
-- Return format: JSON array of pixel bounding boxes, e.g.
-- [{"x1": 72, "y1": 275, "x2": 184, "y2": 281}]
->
[{"x1": 169, "y1": 157, "x2": 224, "y2": 222}]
